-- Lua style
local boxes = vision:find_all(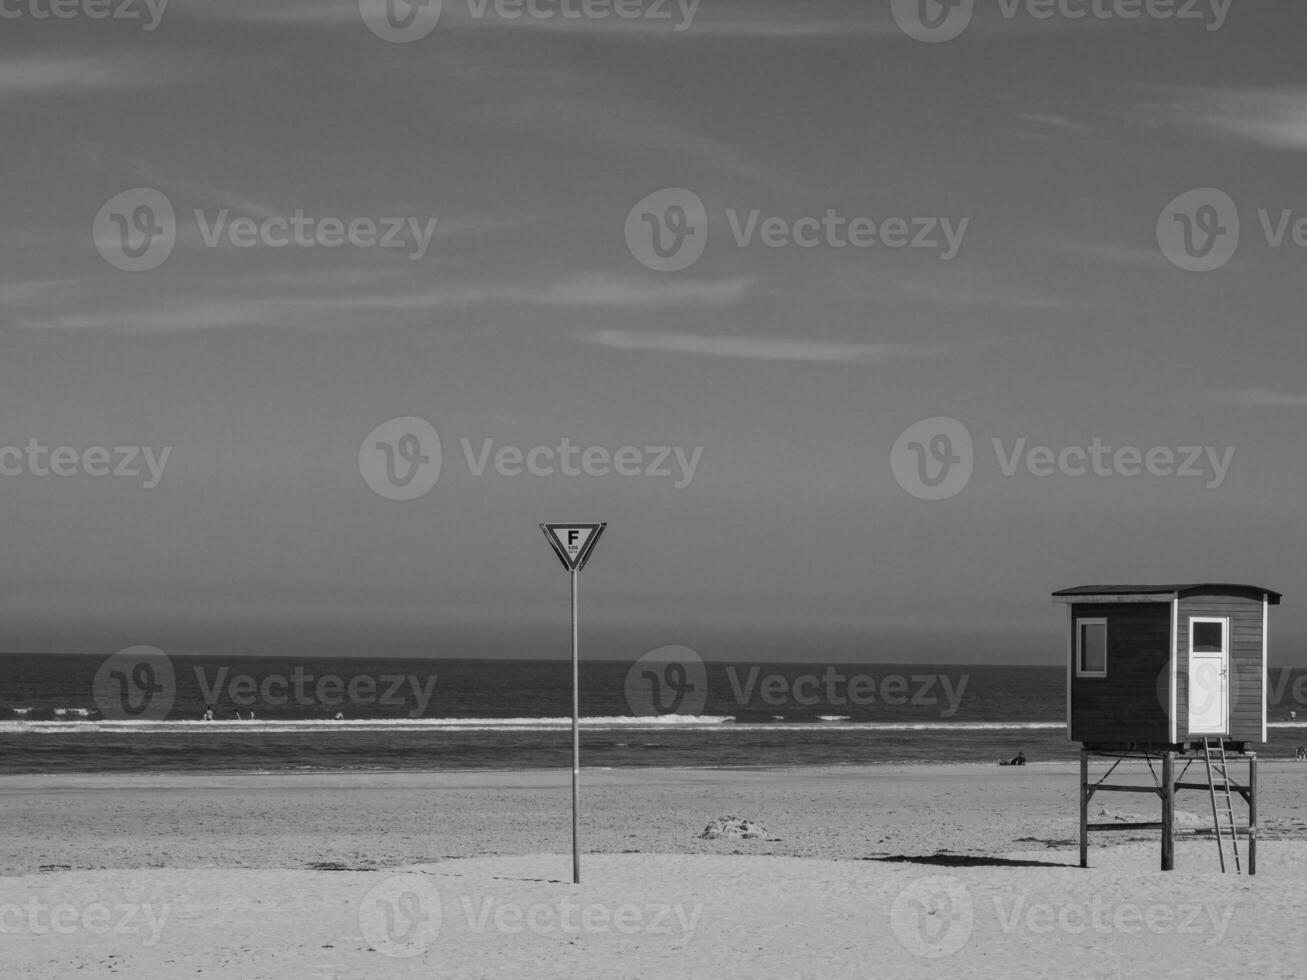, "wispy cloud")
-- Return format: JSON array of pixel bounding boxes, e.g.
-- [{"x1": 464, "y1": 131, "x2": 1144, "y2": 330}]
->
[
  {"x1": 79, "y1": 154, "x2": 525, "y2": 238},
  {"x1": 190, "y1": 0, "x2": 357, "y2": 25},
  {"x1": 583, "y1": 329, "x2": 939, "y2": 363},
  {"x1": 1212, "y1": 388, "x2": 1307, "y2": 408},
  {"x1": 1017, "y1": 111, "x2": 1093, "y2": 136},
  {"x1": 75, "y1": 151, "x2": 285, "y2": 222},
  {"x1": 196, "y1": 0, "x2": 898, "y2": 39},
  {"x1": 11, "y1": 271, "x2": 754, "y2": 332},
  {"x1": 478, "y1": 95, "x2": 806, "y2": 195},
  {"x1": 132, "y1": 165, "x2": 284, "y2": 223},
  {"x1": 1039, "y1": 236, "x2": 1172, "y2": 270},
  {"x1": 1134, "y1": 85, "x2": 1307, "y2": 151},
  {"x1": 457, "y1": 12, "x2": 896, "y2": 39},
  {"x1": 0, "y1": 279, "x2": 81, "y2": 305},
  {"x1": 818, "y1": 263, "x2": 1069, "y2": 311},
  {"x1": 0, "y1": 55, "x2": 159, "y2": 96},
  {"x1": 14, "y1": 300, "x2": 287, "y2": 334},
  {"x1": 529, "y1": 273, "x2": 753, "y2": 308},
  {"x1": 888, "y1": 276, "x2": 1067, "y2": 311},
  {"x1": 333, "y1": 273, "x2": 754, "y2": 311}
]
